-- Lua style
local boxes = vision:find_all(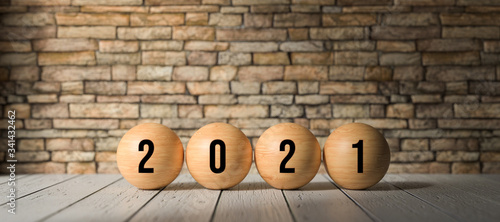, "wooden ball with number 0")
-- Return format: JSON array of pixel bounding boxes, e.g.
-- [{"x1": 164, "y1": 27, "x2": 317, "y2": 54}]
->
[
  {"x1": 255, "y1": 123, "x2": 321, "y2": 189},
  {"x1": 186, "y1": 123, "x2": 252, "y2": 190},
  {"x1": 117, "y1": 123, "x2": 184, "y2": 190},
  {"x1": 324, "y1": 123, "x2": 390, "y2": 190}
]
